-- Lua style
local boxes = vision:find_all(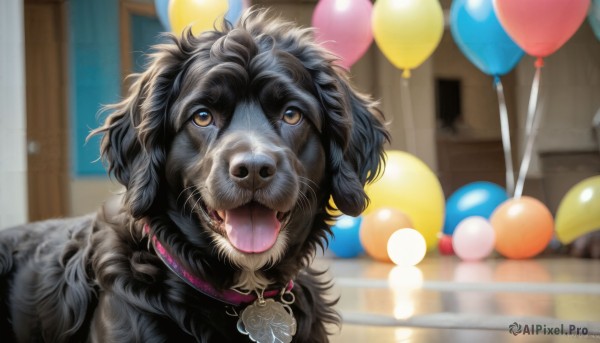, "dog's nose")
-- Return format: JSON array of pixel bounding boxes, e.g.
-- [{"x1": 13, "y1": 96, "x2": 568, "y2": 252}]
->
[{"x1": 229, "y1": 152, "x2": 277, "y2": 189}]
